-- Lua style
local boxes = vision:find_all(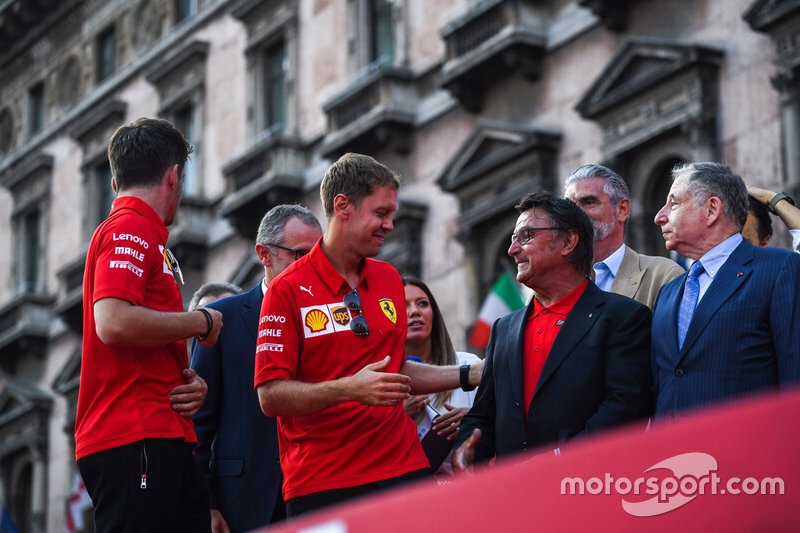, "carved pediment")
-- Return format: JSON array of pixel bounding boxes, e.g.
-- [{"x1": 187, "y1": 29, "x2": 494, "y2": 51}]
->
[
  {"x1": 577, "y1": 38, "x2": 724, "y2": 120},
  {"x1": 0, "y1": 381, "x2": 51, "y2": 429},
  {"x1": 144, "y1": 39, "x2": 209, "y2": 96},
  {"x1": 744, "y1": 0, "x2": 800, "y2": 32},
  {"x1": 52, "y1": 349, "x2": 81, "y2": 397},
  {"x1": 438, "y1": 120, "x2": 559, "y2": 193},
  {"x1": 0, "y1": 380, "x2": 51, "y2": 456},
  {"x1": 68, "y1": 99, "x2": 127, "y2": 161},
  {"x1": 576, "y1": 38, "x2": 723, "y2": 158}
]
